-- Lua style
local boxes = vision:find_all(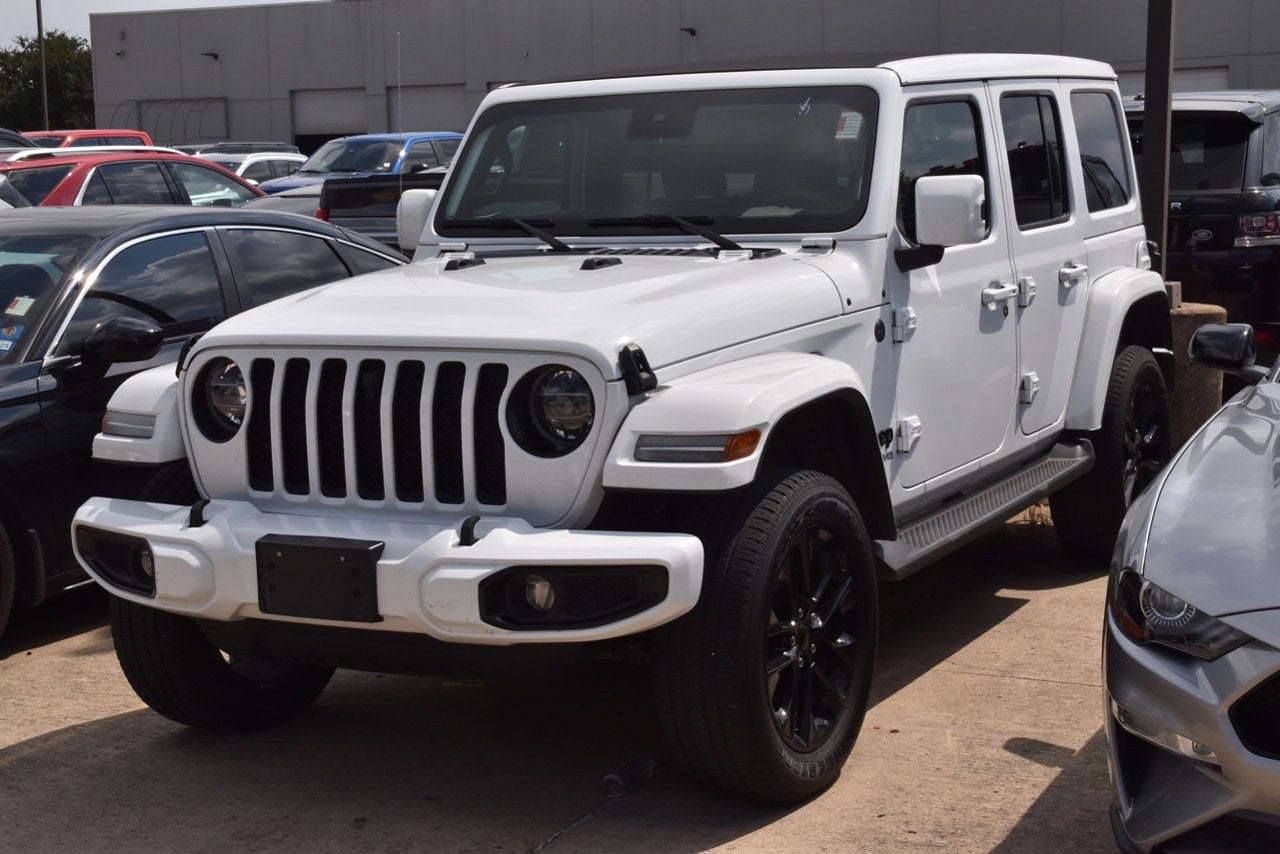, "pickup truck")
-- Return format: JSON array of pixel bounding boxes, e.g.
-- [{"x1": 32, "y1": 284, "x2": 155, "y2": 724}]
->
[
  {"x1": 317, "y1": 169, "x2": 446, "y2": 250},
  {"x1": 76, "y1": 54, "x2": 1173, "y2": 803}
]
